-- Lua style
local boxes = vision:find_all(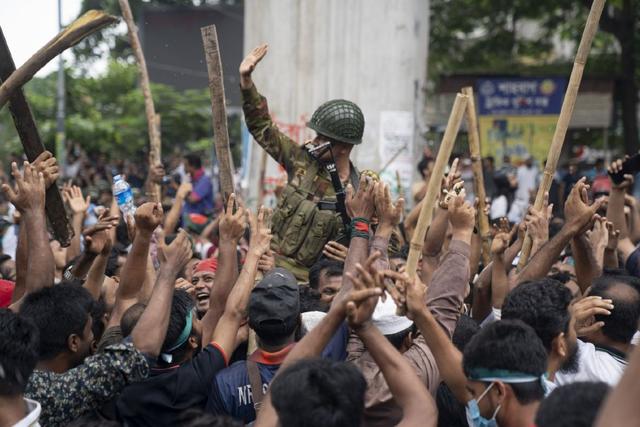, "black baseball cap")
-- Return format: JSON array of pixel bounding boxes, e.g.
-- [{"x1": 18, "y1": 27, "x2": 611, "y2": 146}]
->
[{"x1": 249, "y1": 268, "x2": 300, "y2": 337}]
